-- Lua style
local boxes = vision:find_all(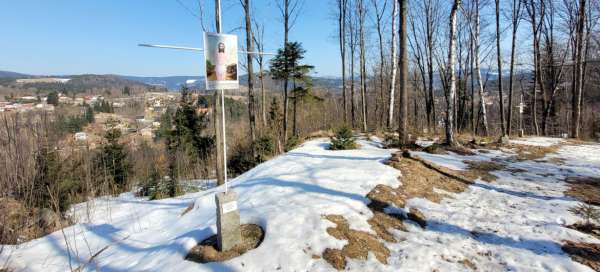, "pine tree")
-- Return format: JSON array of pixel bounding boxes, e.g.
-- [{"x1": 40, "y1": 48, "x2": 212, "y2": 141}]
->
[{"x1": 47, "y1": 91, "x2": 59, "y2": 106}]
